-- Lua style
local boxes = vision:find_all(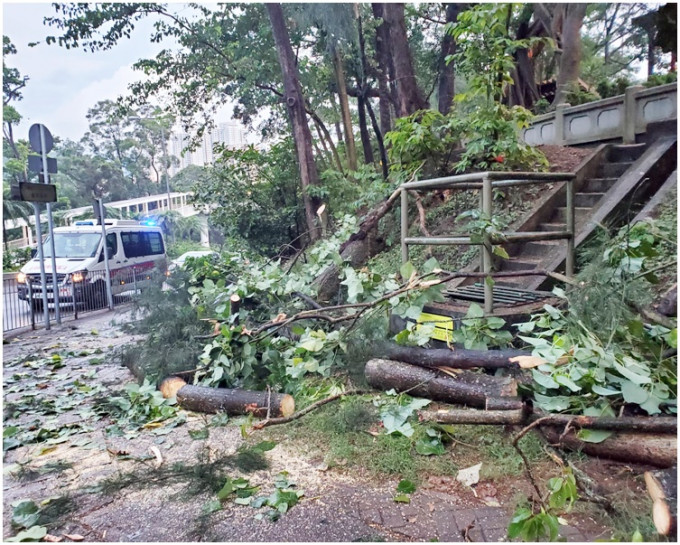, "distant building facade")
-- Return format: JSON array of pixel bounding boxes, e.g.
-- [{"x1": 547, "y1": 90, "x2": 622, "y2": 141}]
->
[{"x1": 168, "y1": 122, "x2": 247, "y2": 176}]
